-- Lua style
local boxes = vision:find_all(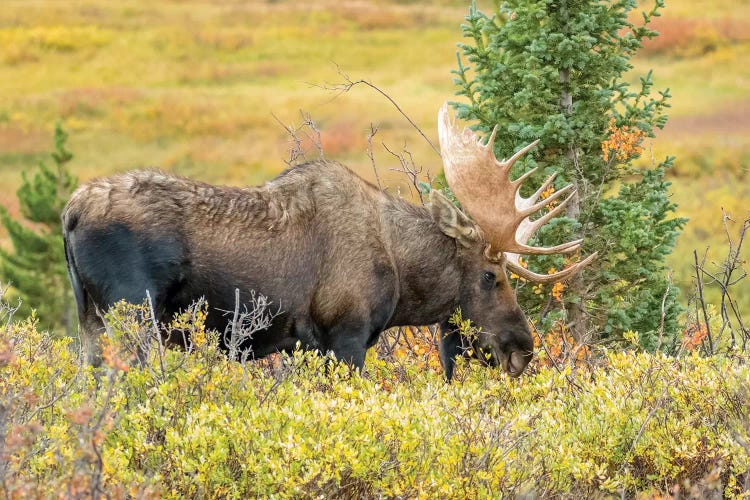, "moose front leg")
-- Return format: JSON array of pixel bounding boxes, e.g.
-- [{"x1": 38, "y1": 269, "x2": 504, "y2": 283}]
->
[
  {"x1": 321, "y1": 282, "x2": 396, "y2": 372},
  {"x1": 438, "y1": 319, "x2": 463, "y2": 382},
  {"x1": 324, "y1": 317, "x2": 374, "y2": 372}
]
